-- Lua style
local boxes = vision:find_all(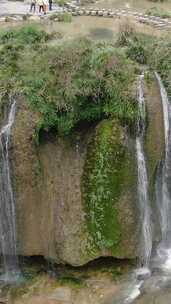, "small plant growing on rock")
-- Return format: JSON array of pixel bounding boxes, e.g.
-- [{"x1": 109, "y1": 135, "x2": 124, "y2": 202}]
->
[
  {"x1": 117, "y1": 19, "x2": 136, "y2": 47},
  {"x1": 58, "y1": 12, "x2": 72, "y2": 22}
]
